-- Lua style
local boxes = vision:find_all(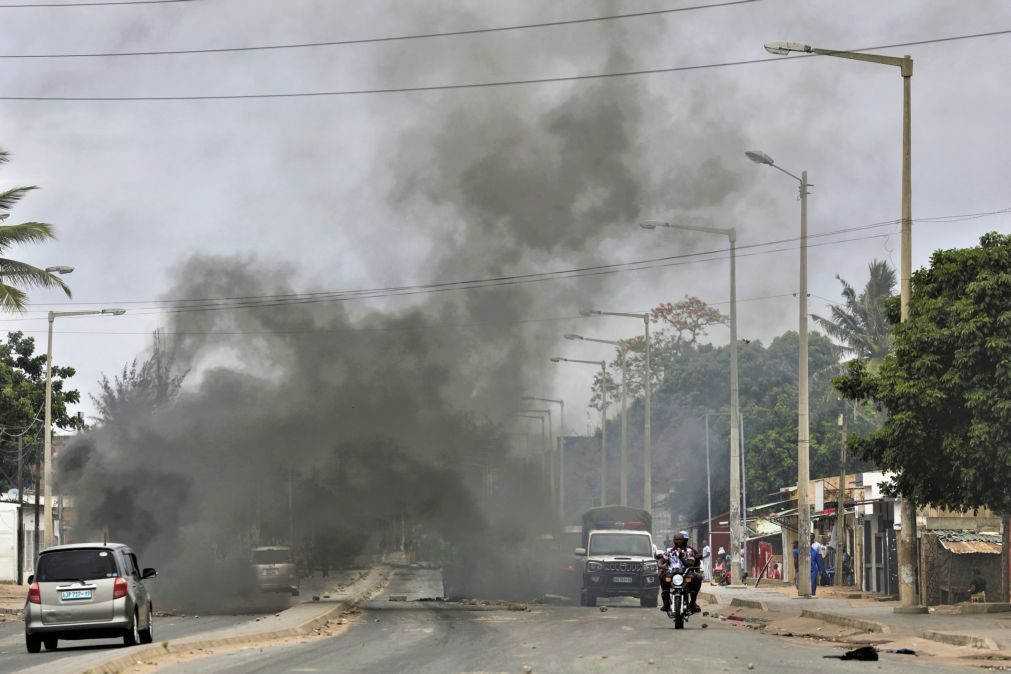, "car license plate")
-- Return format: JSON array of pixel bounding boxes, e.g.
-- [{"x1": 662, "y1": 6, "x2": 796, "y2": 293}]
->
[
  {"x1": 60, "y1": 590, "x2": 93, "y2": 601},
  {"x1": 264, "y1": 569, "x2": 279, "y2": 576},
  {"x1": 613, "y1": 576, "x2": 634, "y2": 583}
]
